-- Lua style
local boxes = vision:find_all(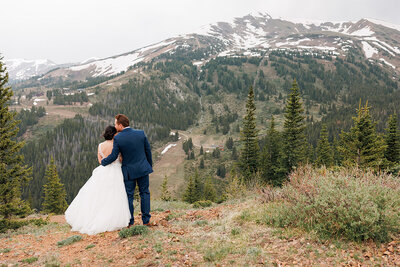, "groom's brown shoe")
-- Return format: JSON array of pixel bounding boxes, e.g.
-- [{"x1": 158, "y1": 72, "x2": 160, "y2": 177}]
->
[{"x1": 143, "y1": 222, "x2": 155, "y2": 227}]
